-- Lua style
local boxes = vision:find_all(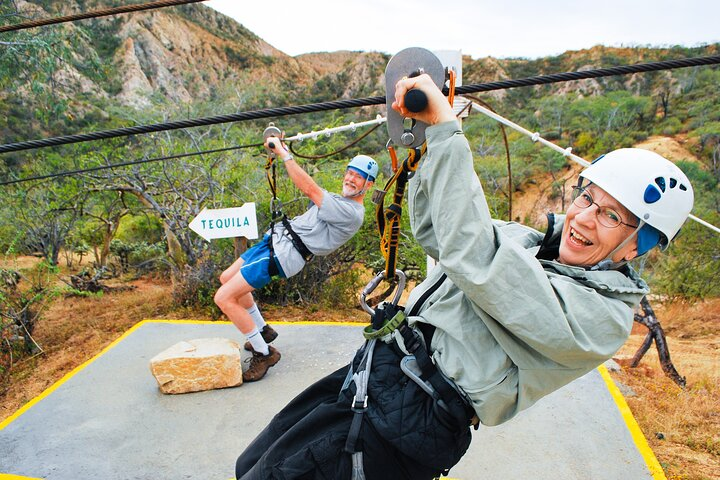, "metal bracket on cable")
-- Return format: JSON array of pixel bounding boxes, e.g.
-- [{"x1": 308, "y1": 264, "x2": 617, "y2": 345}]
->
[
  {"x1": 263, "y1": 122, "x2": 282, "y2": 158},
  {"x1": 384, "y1": 47, "x2": 445, "y2": 148}
]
